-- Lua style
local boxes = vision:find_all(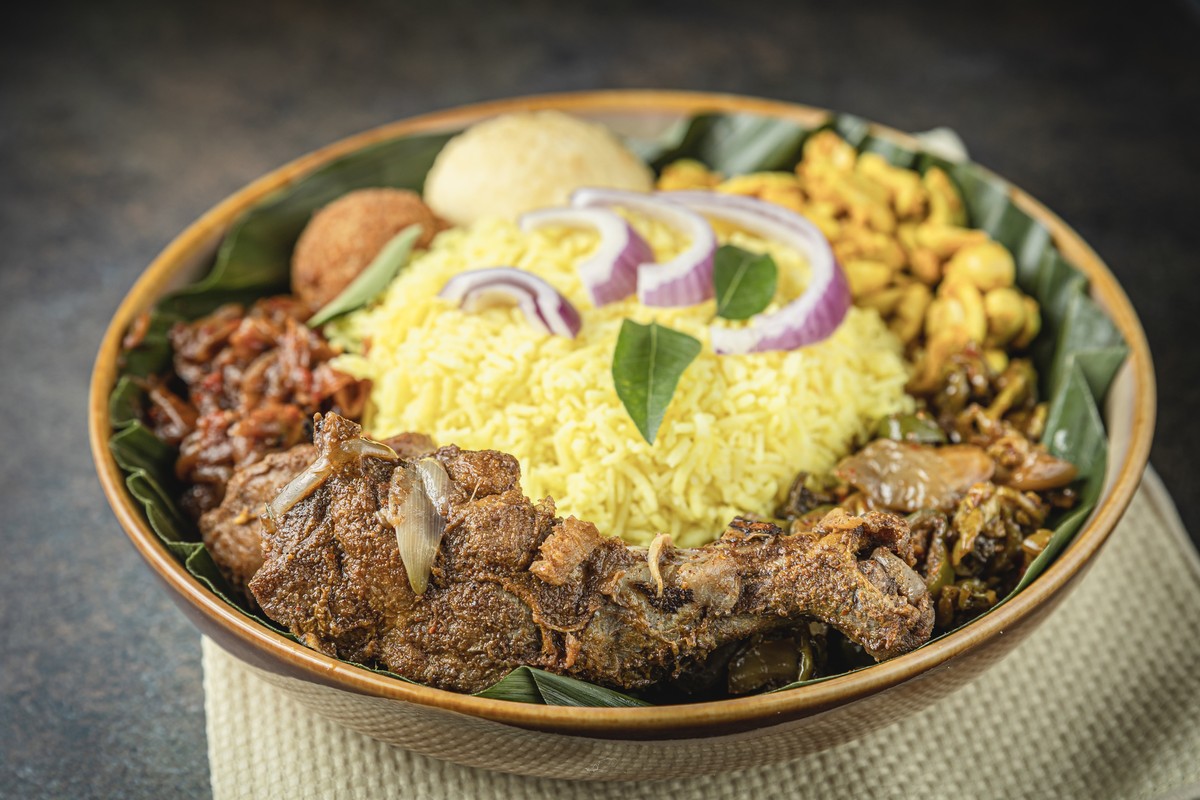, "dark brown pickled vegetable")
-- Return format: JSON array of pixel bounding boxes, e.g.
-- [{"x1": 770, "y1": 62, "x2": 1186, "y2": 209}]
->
[
  {"x1": 950, "y1": 483, "x2": 1047, "y2": 577},
  {"x1": 944, "y1": 404, "x2": 1078, "y2": 493},
  {"x1": 775, "y1": 472, "x2": 841, "y2": 521},
  {"x1": 727, "y1": 630, "x2": 821, "y2": 695},
  {"x1": 876, "y1": 411, "x2": 948, "y2": 445},
  {"x1": 1003, "y1": 450, "x2": 1078, "y2": 491},
  {"x1": 986, "y1": 359, "x2": 1037, "y2": 419},
  {"x1": 909, "y1": 513, "x2": 955, "y2": 595},
  {"x1": 935, "y1": 579, "x2": 998, "y2": 628},
  {"x1": 834, "y1": 439, "x2": 994, "y2": 513},
  {"x1": 1021, "y1": 528, "x2": 1054, "y2": 570}
]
